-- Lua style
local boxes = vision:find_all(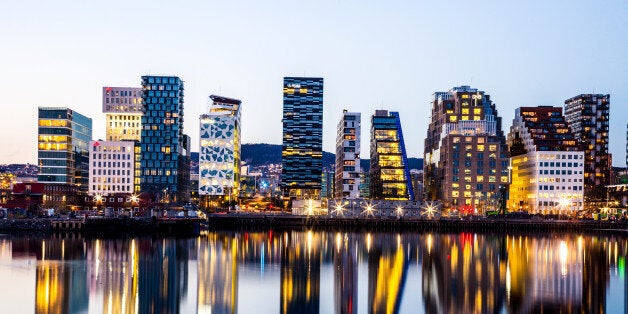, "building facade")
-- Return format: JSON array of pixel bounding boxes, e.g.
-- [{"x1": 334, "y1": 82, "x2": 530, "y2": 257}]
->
[
  {"x1": 38, "y1": 107, "x2": 92, "y2": 193},
  {"x1": 423, "y1": 86, "x2": 509, "y2": 212},
  {"x1": 564, "y1": 94, "x2": 611, "y2": 204},
  {"x1": 88, "y1": 140, "x2": 136, "y2": 196},
  {"x1": 199, "y1": 95, "x2": 241, "y2": 207},
  {"x1": 281, "y1": 77, "x2": 324, "y2": 205},
  {"x1": 369, "y1": 110, "x2": 413, "y2": 200},
  {"x1": 139, "y1": 76, "x2": 190, "y2": 203},
  {"x1": 103, "y1": 87, "x2": 143, "y2": 141},
  {"x1": 507, "y1": 107, "x2": 584, "y2": 214},
  {"x1": 334, "y1": 110, "x2": 361, "y2": 199}
]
